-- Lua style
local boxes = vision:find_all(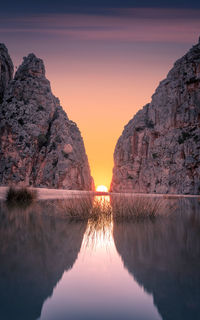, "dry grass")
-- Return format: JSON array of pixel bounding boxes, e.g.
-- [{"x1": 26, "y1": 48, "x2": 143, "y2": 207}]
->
[
  {"x1": 111, "y1": 195, "x2": 166, "y2": 222},
  {"x1": 59, "y1": 195, "x2": 112, "y2": 221},
  {"x1": 6, "y1": 187, "x2": 37, "y2": 208},
  {"x1": 84, "y1": 197, "x2": 113, "y2": 248},
  {"x1": 86, "y1": 197, "x2": 112, "y2": 233},
  {"x1": 59, "y1": 195, "x2": 93, "y2": 220},
  {"x1": 5, "y1": 189, "x2": 167, "y2": 223},
  {"x1": 59, "y1": 194, "x2": 167, "y2": 222}
]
